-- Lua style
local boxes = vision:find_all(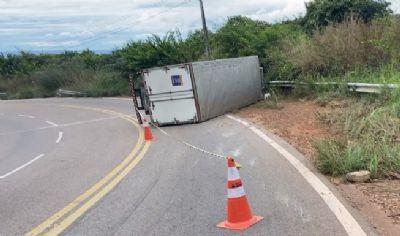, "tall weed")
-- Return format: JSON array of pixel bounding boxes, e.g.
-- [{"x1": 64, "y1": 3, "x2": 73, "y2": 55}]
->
[
  {"x1": 285, "y1": 17, "x2": 400, "y2": 78},
  {"x1": 315, "y1": 90, "x2": 400, "y2": 178}
]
